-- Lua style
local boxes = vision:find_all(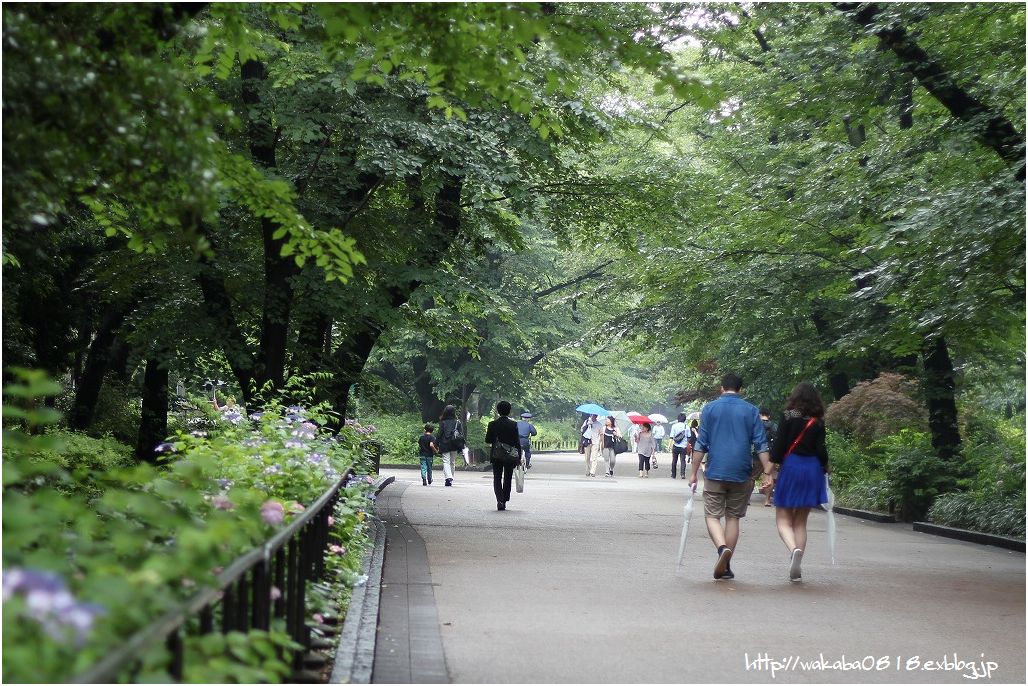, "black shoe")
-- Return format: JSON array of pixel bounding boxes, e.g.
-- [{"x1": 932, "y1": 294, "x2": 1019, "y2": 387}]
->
[
  {"x1": 445, "y1": 478, "x2": 452, "y2": 487},
  {"x1": 422, "y1": 477, "x2": 427, "y2": 486},
  {"x1": 497, "y1": 502, "x2": 506, "y2": 511},
  {"x1": 722, "y1": 568, "x2": 735, "y2": 580},
  {"x1": 714, "y1": 546, "x2": 733, "y2": 580},
  {"x1": 671, "y1": 473, "x2": 676, "y2": 479}
]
